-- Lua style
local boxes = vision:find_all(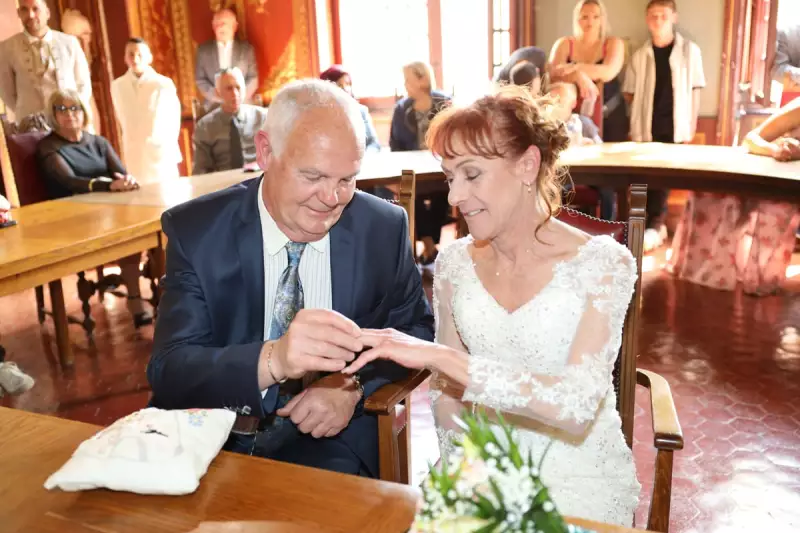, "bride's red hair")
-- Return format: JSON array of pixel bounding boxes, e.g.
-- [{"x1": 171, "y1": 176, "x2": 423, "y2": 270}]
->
[{"x1": 426, "y1": 85, "x2": 571, "y2": 233}]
